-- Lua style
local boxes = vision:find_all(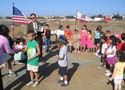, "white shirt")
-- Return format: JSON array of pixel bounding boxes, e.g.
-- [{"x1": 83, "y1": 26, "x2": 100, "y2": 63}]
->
[
  {"x1": 101, "y1": 43, "x2": 107, "y2": 54},
  {"x1": 106, "y1": 45, "x2": 116, "y2": 57},
  {"x1": 33, "y1": 22, "x2": 37, "y2": 30},
  {"x1": 58, "y1": 45, "x2": 68, "y2": 67},
  {"x1": 55, "y1": 29, "x2": 64, "y2": 38}
]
